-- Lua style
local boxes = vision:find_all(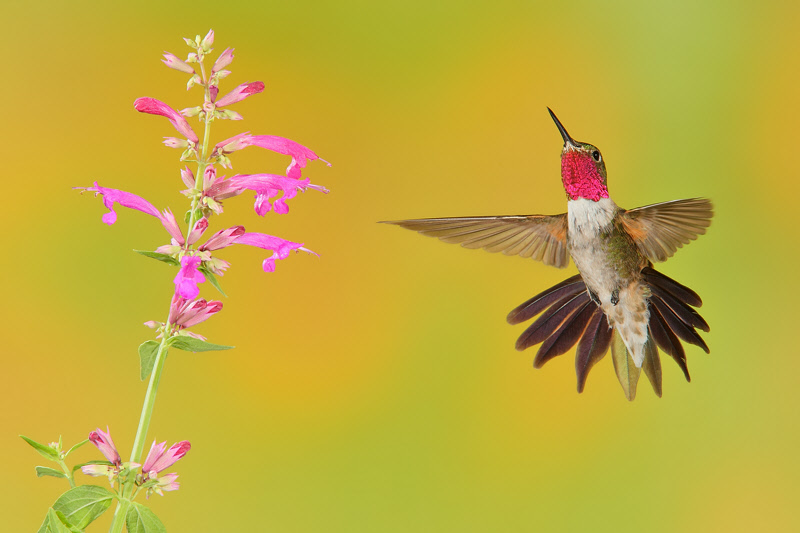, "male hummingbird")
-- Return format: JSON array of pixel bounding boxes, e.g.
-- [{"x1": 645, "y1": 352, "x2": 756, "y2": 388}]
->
[{"x1": 385, "y1": 109, "x2": 712, "y2": 400}]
